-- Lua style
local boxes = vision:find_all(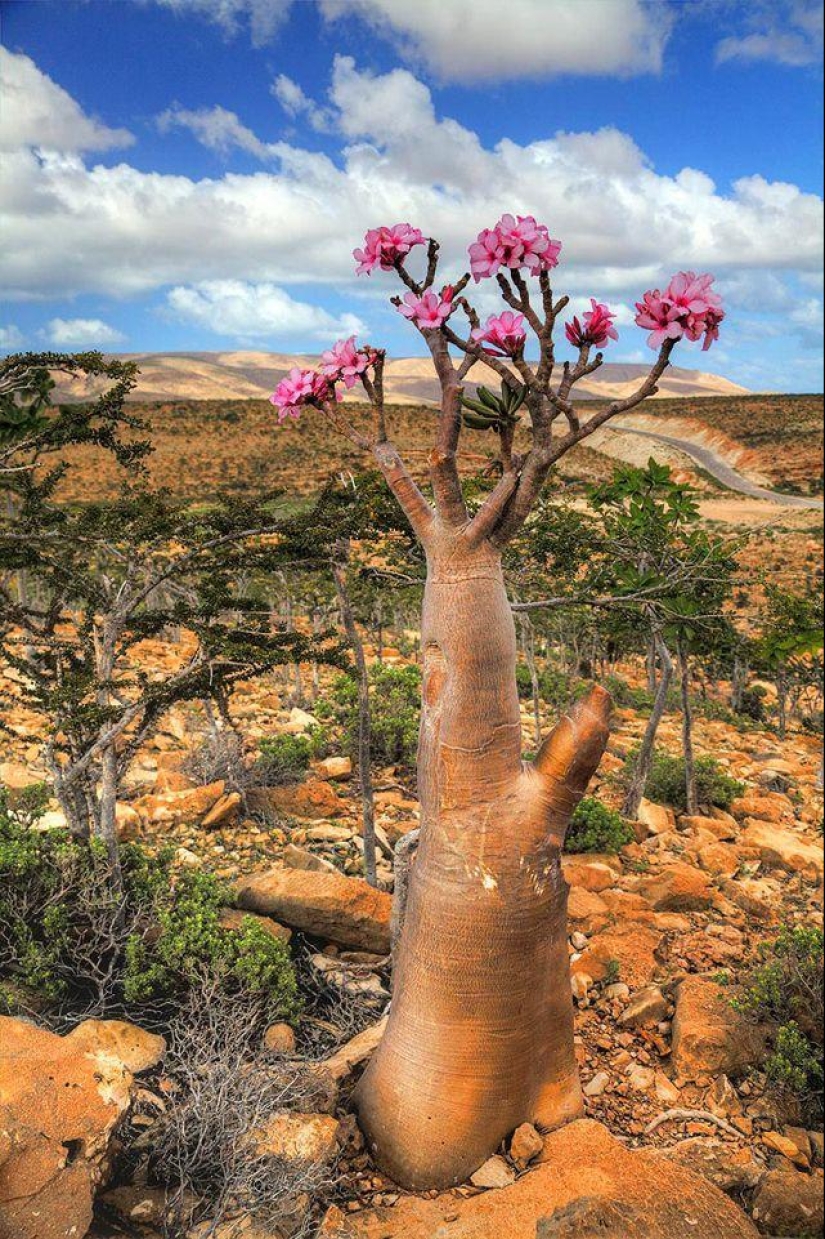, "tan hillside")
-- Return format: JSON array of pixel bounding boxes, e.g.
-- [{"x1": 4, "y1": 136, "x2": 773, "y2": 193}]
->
[{"x1": 50, "y1": 350, "x2": 751, "y2": 404}]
